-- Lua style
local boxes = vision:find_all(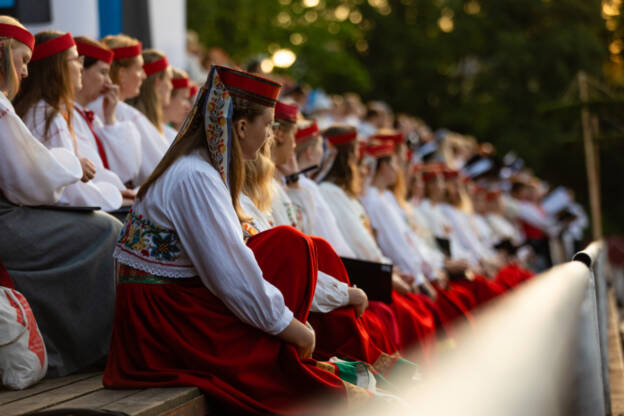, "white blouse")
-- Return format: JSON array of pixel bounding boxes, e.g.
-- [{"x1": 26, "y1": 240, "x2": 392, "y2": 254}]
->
[
  {"x1": 319, "y1": 182, "x2": 389, "y2": 264},
  {"x1": 486, "y1": 212, "x2": 524, "y2": 245},
  {"x1": 73, "y1": 106, "x2": 126, "y2": 191},
  {"x1": 80, "y1": 98, "x2": 141, "y2": 184},
  {"x1": 239, "y1": 193, "x2": 350, "y2": 314},
  {"x1": 23, "y1": 100, "x2": 122, "y2": 211},
  {"x1": 89, "y1": 98, "x2": 169, "y2": 185},
  {"x1": 162, "y1": 123, "x2": 178, "y2": 145},
  {"x1": 0, "y1": 93, "x2": 81, "y2": 205},
  {"x1": 439, "y1": 203, "x2": 496, "y2": 263},
  {"x1": 114, "y1": 150, "x2": 293, "y2": 335},
  {"x1": 299, "y1": 176, "x2": 356, "y2": 258},
  {"x1": 360, "y1": 187, "x2": 428, "y2": 284},
  {"x1": 270, "y1": 178, "x2": 302, "y2": 229}
]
